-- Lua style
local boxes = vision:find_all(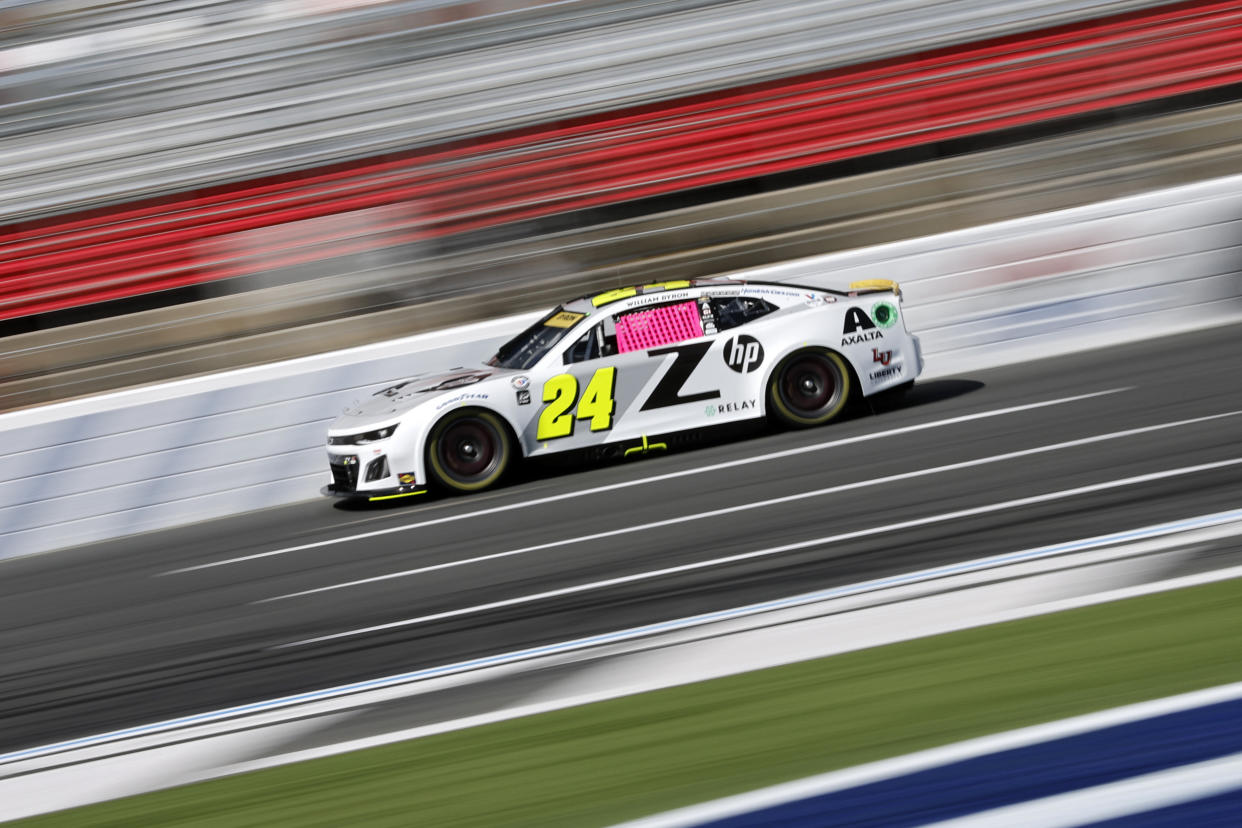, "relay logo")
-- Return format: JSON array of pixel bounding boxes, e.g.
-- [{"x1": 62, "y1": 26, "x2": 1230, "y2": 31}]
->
[{"x1": 723, "y1": 335, "x2": 764, "y2": 373}]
